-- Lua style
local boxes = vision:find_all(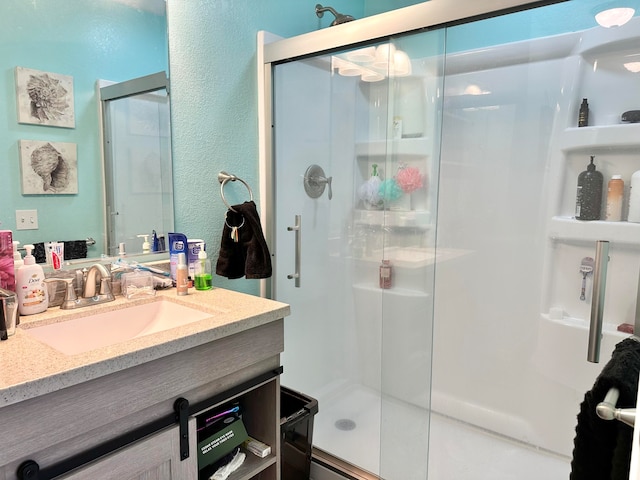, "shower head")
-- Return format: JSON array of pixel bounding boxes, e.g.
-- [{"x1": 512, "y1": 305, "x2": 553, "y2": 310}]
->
[{"x1": 315, "y1": 4, "x2": 355, "y2": 26}]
